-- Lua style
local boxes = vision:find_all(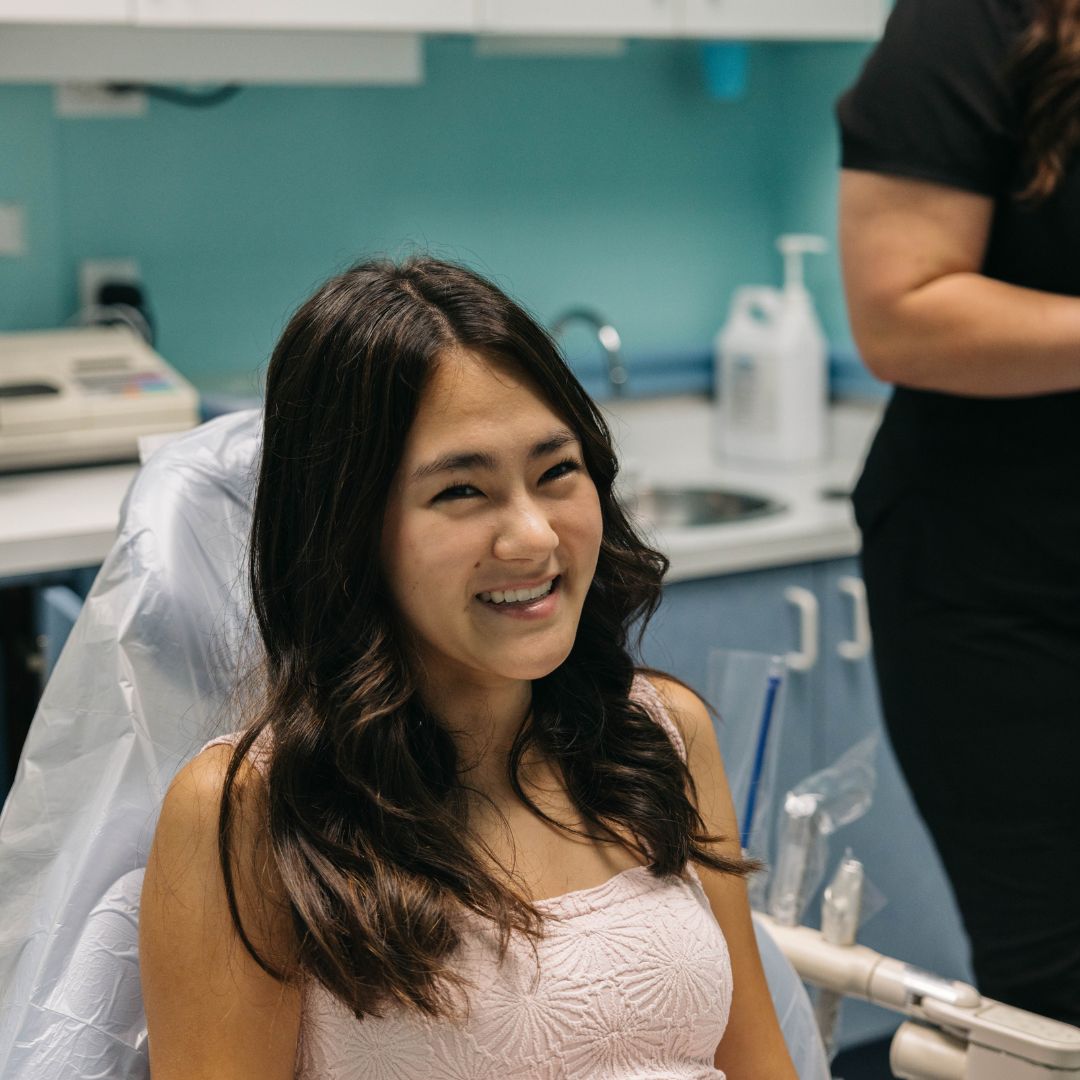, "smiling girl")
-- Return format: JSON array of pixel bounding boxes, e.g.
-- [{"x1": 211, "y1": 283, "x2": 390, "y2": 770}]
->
[{"x1": 139, "y1": 258, "x2": 798, "y2": 1078}]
